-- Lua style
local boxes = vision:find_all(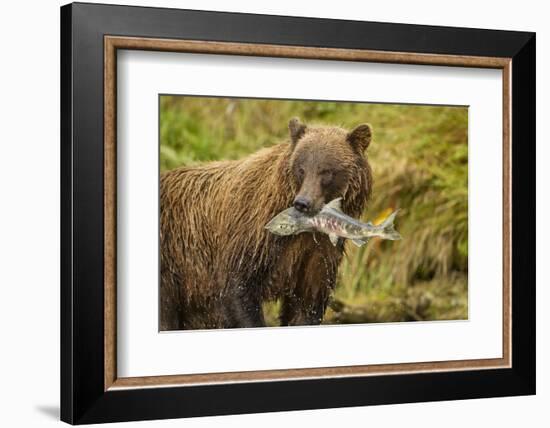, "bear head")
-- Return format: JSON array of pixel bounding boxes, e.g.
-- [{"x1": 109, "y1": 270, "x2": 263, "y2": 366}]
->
[{"x1": 288, "y1": 117, "x2": 372, "y2": 216}]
